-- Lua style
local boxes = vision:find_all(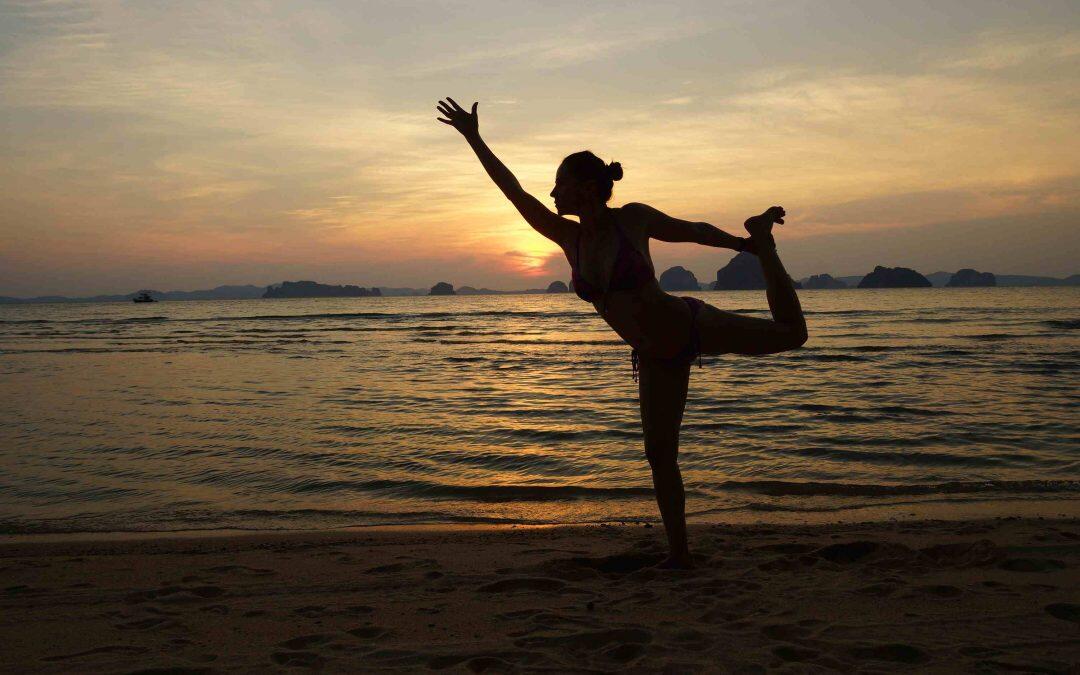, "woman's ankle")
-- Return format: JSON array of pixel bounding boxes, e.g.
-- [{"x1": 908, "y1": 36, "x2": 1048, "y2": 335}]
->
[{"x1": 751, "y1": 232, "x2": 776, "y2": 254}]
